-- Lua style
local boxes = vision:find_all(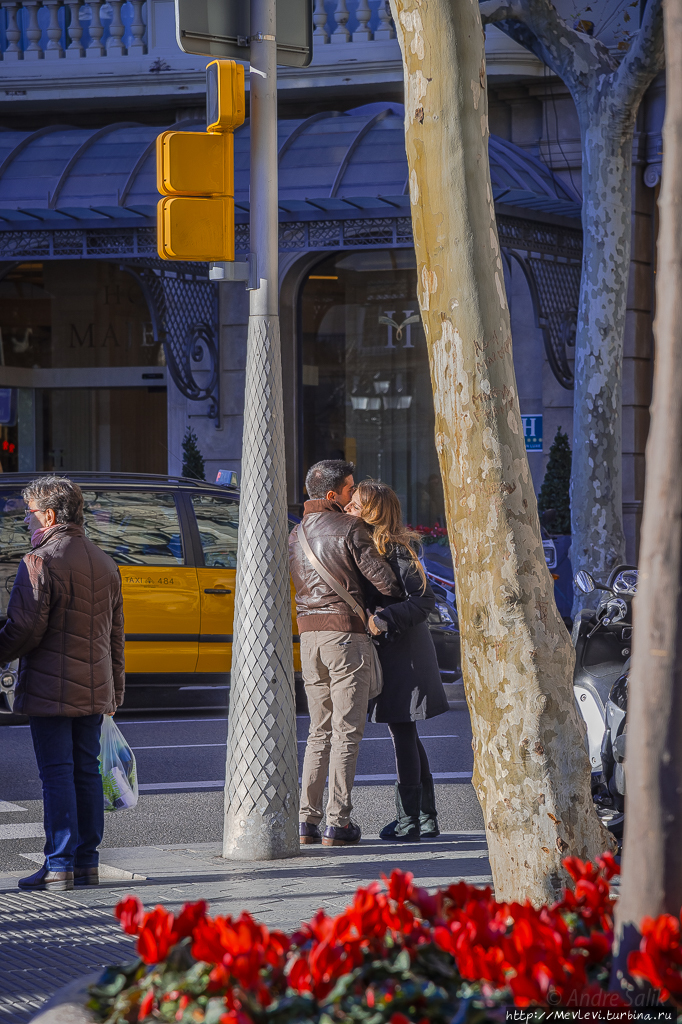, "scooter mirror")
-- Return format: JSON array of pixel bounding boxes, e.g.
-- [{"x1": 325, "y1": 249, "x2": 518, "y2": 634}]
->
[{"x1": 575, "y1": 570, "x2": 596, "y2": 594}]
